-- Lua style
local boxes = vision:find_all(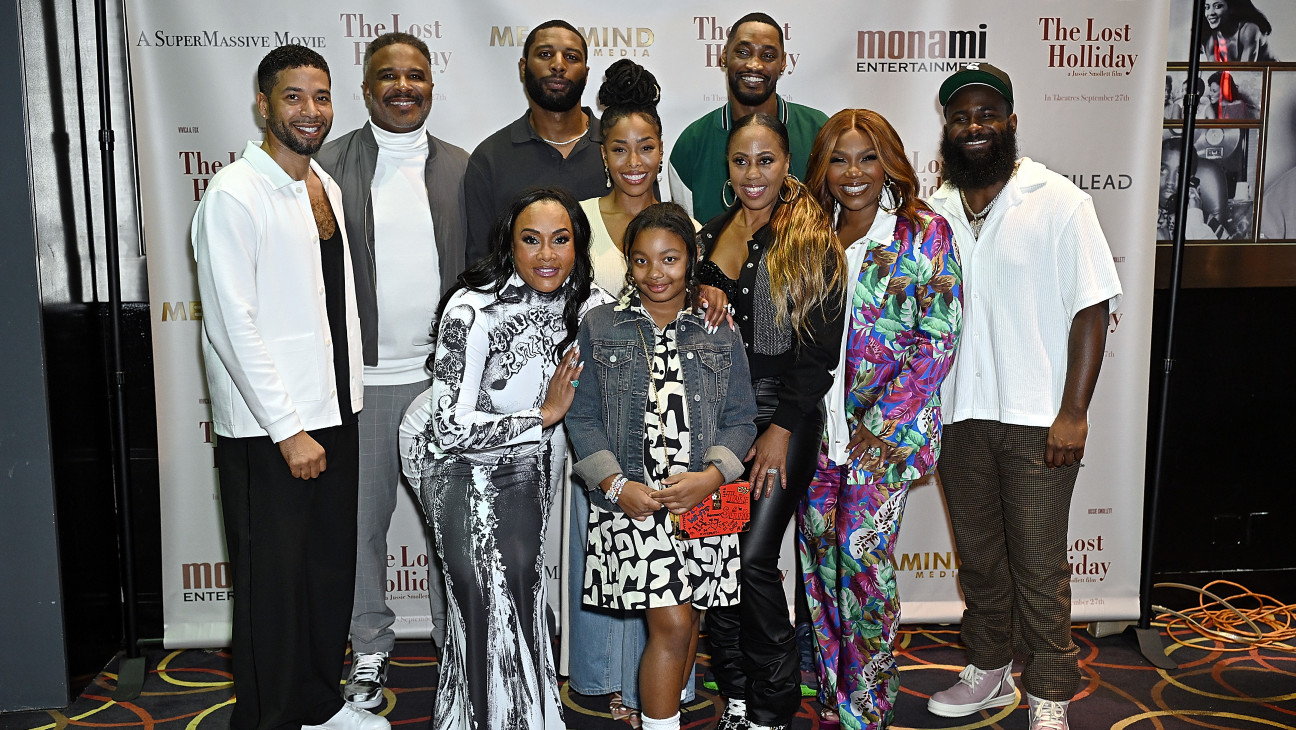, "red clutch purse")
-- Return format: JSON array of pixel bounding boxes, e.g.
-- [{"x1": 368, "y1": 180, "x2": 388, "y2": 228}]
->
[
  {"x1": 635, "y1": 326, "x2": 751, "y2": 541},
  {"x1": 671, "y1": 480, "x2": 751, "y2": 540}
]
